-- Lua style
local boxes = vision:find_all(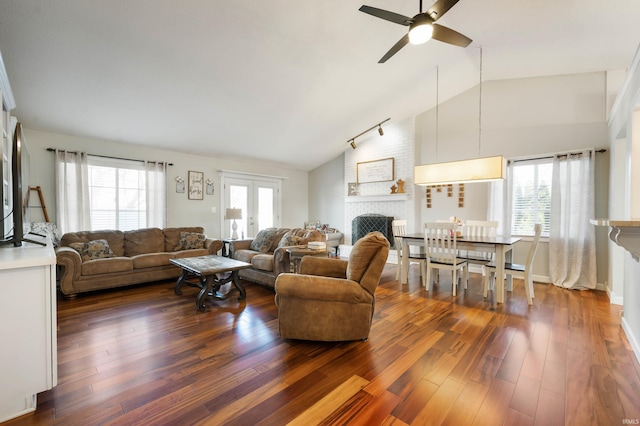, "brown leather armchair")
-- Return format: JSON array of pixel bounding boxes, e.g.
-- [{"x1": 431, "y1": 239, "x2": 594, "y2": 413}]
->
[{"x1": 274, "y1": 231, "x2": 390, "y2": 341}]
